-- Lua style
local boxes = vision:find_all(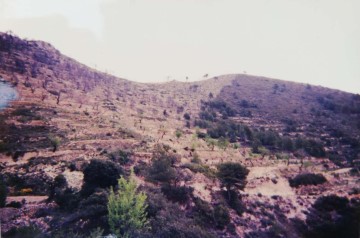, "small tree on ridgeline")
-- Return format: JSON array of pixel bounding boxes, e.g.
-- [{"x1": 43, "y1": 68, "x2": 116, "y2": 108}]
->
[{"x1": 108, "y1": 171, "x2": 148, "y2": 238}]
